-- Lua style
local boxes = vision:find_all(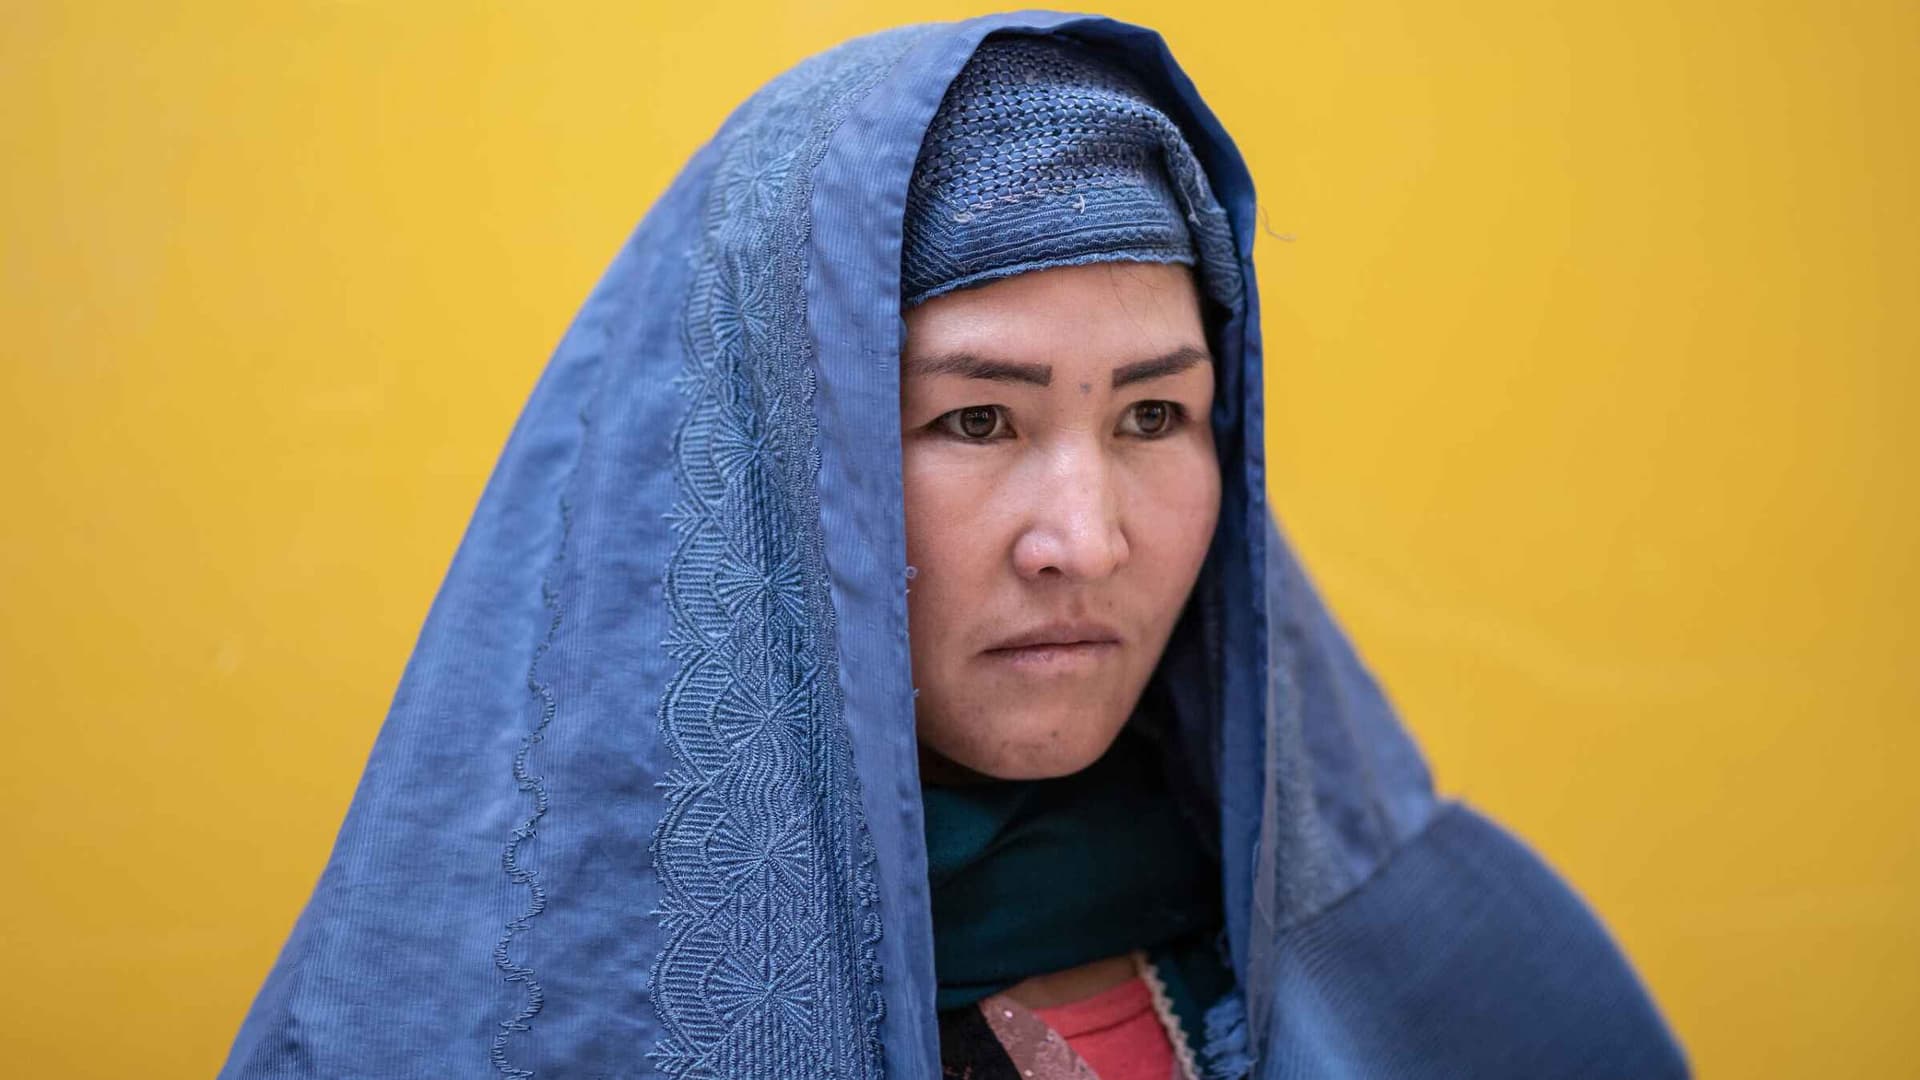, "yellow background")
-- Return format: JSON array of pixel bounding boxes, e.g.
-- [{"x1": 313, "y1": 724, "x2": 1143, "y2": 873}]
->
[{"x1": 3, "y1": 2, "x2": 1913, "y2": 1076}]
